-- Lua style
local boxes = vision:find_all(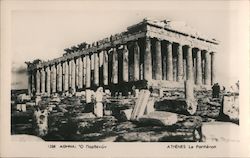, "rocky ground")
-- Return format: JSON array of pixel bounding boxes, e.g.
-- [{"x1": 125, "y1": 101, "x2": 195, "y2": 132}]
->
[{"x1": 11, "y1": 90, "x2": 239, "y2": 142}]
